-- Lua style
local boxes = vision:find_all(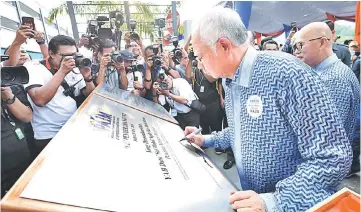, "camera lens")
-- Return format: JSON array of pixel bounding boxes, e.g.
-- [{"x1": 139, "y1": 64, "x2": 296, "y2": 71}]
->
[
  {"x1": 154, "y1": 58, "x2": 162, "y2": 66},
  {"x1": 175, "y1": 49, "x2": 182, "y2": 58},
  {"x1": 75, "y1": 57, "x2": 92, "y2": 68},
  {"x1": 112, "y1": 54, "x2": 124, "y2": 63}
]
